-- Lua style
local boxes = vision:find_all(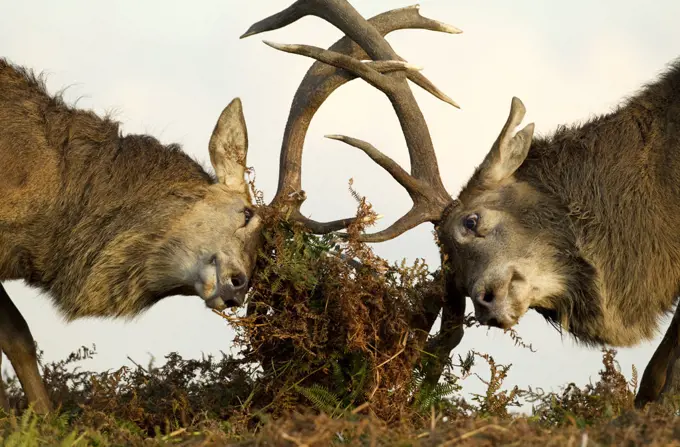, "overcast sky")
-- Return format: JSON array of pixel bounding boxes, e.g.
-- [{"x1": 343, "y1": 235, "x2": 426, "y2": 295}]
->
[{"x1": 2, "y1": 0, "x2": 680, "y2": 412}]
